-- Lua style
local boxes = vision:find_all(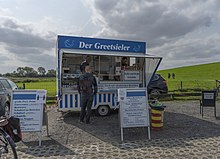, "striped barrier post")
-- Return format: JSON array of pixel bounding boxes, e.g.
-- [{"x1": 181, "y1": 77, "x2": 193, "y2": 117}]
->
[{"x1": 151, "y1": 108, "x2": 164, "y2": 130}]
